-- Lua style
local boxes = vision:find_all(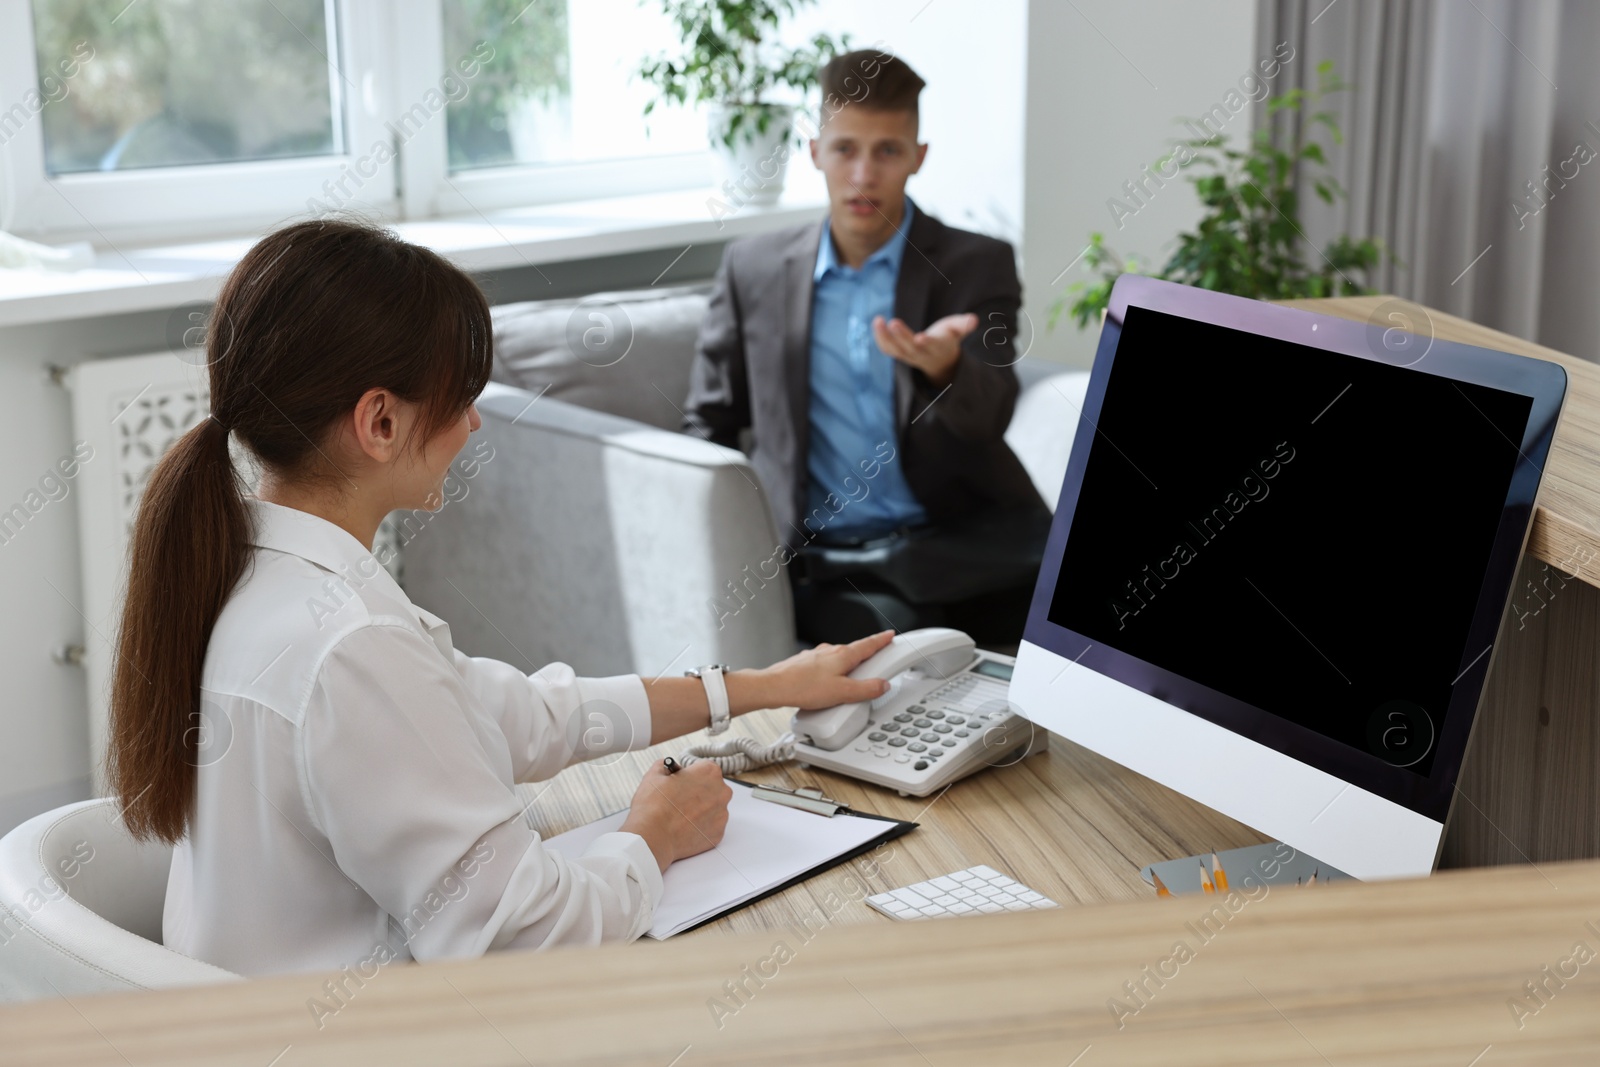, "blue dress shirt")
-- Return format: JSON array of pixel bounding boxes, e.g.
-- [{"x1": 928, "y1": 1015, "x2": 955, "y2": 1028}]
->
[{"x1": 805, "y1": 200, "x2": 929, "y2": 541}]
